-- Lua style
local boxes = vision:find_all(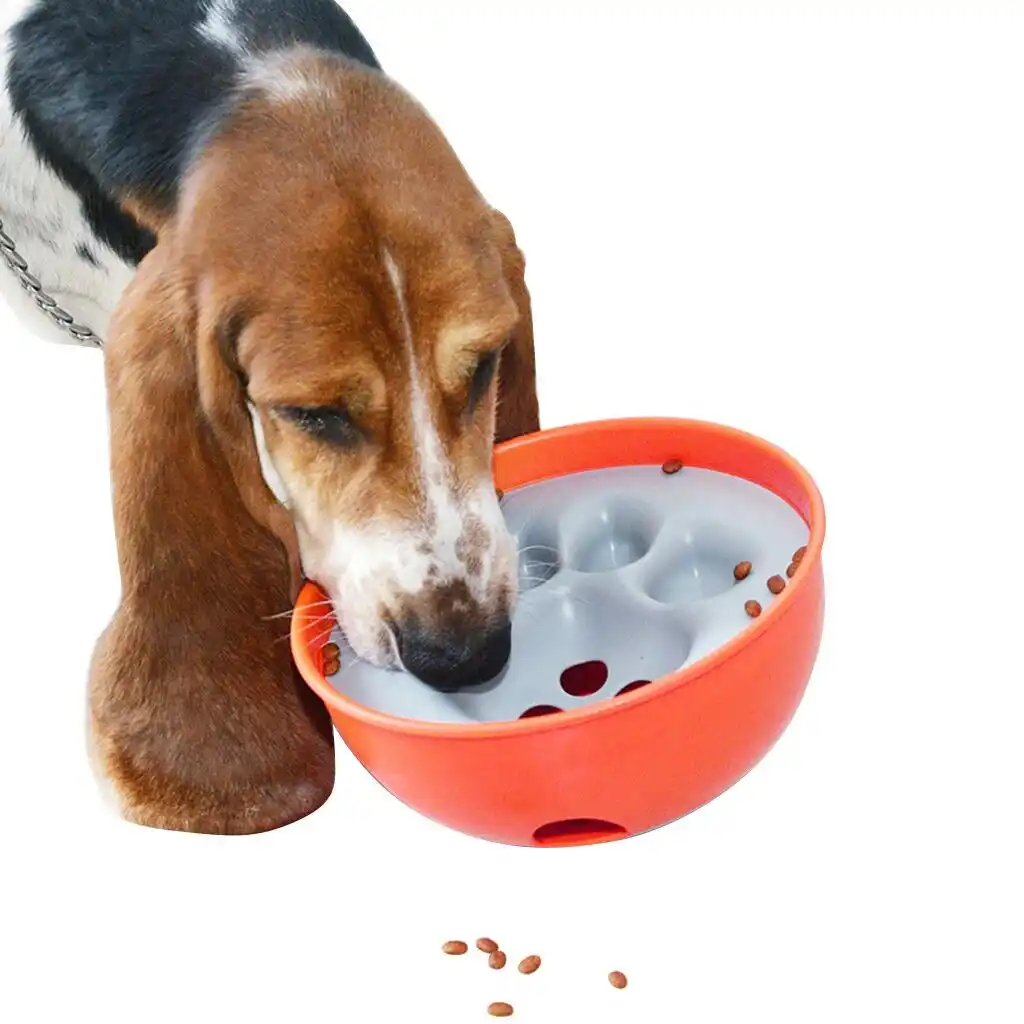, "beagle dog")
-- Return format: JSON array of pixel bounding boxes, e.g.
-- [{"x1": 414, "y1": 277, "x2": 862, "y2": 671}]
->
[{"x1": 2, "y1": 0, "x2": 540, "y2": 833}]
